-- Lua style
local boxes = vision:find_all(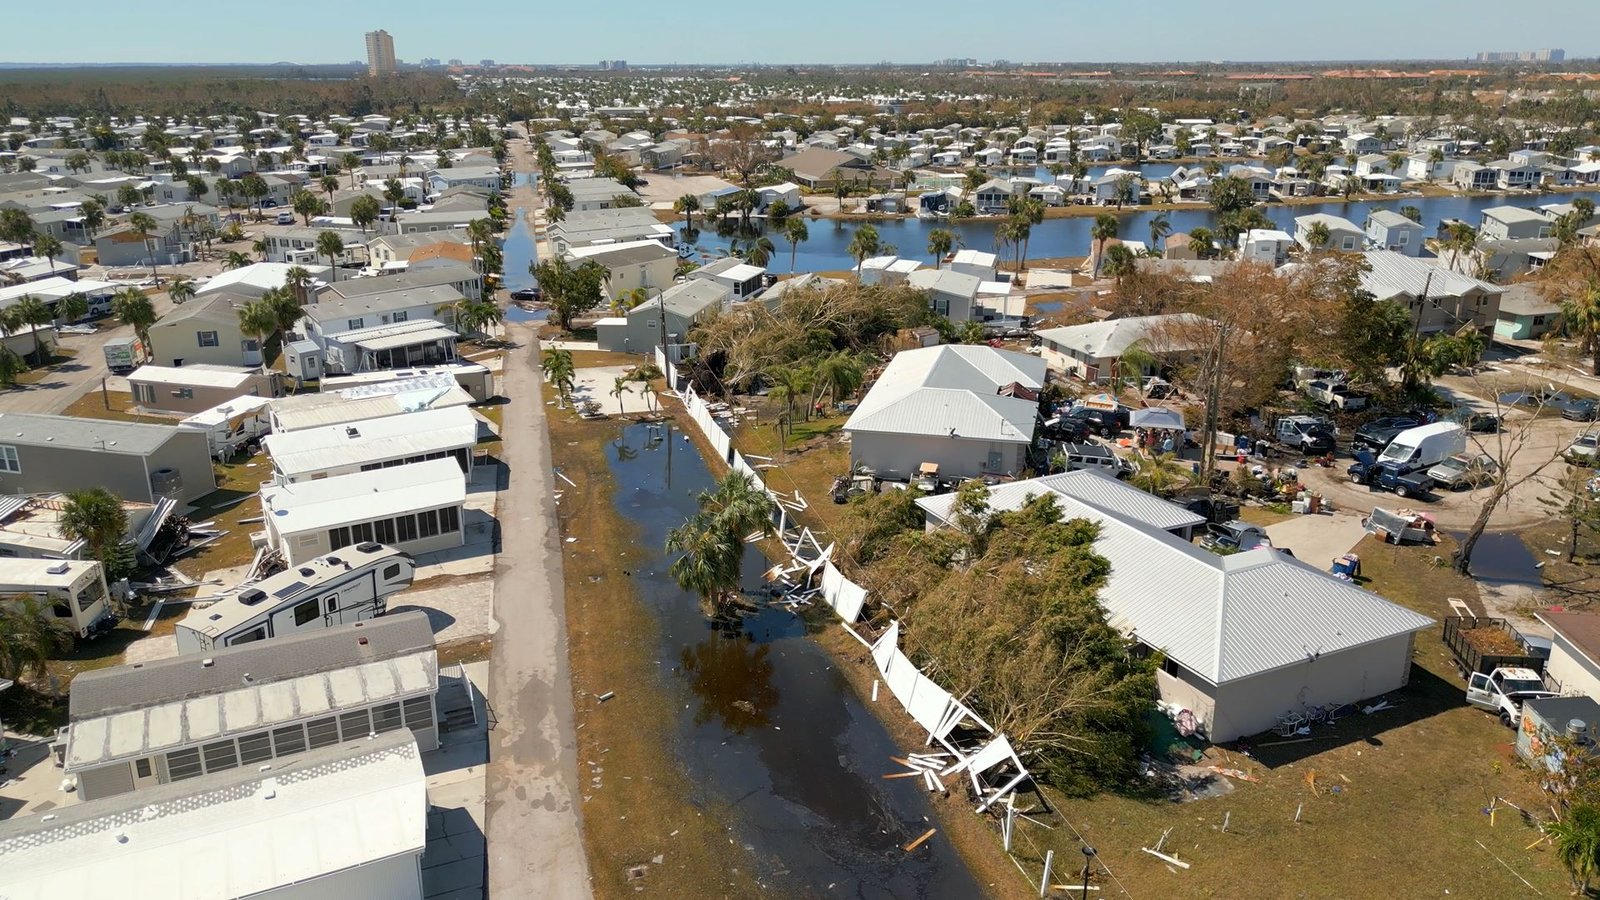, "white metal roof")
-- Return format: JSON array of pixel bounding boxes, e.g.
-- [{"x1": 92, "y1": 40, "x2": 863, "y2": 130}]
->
[
  {"x1": 0, "y1": 557, "x2": 99, "y2": 589},
  {"x1": 348, "y1": 324, "x2": 458, "y2": 352},
  {"x1": 844, "y1": 345, "x2": 1044, "y2": 442},
  {"x1": 916, "y1": 469, "x2": 1204, "y2": 534},
  {"x1": 1359, "y1": 250, "x2": 1503, "y2": 301},
  {"x1": 927, "y1": 480, "x2": 1431, "y2": 684},
  {"x1": 270, "y1": 382, "x2": 473, "y2": 433},
  {"x1": 261, "y1": 457, "x2": 465, "y2": 535},
  {"x1": 2, "y1": 732, "x2": 426, "y2": 900},
  {"x1": 127, "y1": 364, "x2": 257, "y2": 389},
  {"x1": 178, "y1": 395, "x2": 272, "y2": 429},
  {"x1": 1035, "y1": 313, "x2": 1207, "y2": 360},
  {"x1": 263, "y1": 405, "x2": 477, "y2": 478}
]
